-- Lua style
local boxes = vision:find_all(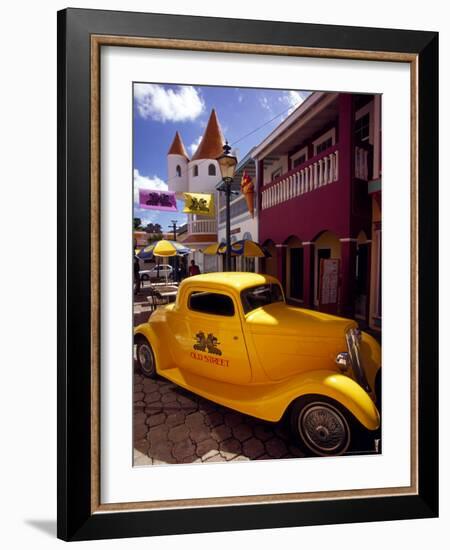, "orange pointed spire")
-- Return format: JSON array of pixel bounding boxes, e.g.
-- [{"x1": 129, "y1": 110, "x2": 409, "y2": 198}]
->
[
  {"x1": 168, "y1": 131, "x2": 190, "y2": 159},
  {"x1": 191, "y1": 109, "x2": 225, "y2": 161}
]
